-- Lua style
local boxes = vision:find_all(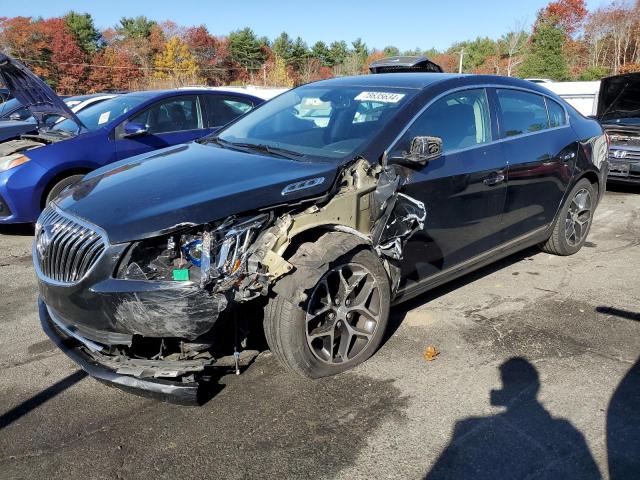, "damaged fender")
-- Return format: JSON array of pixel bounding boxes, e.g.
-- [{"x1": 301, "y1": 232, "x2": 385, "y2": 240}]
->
[{"x1": 245, "y1": 158, "x2": 426, "y2": 296}]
